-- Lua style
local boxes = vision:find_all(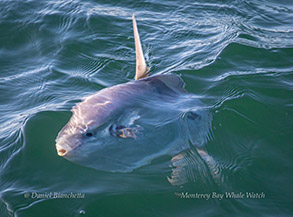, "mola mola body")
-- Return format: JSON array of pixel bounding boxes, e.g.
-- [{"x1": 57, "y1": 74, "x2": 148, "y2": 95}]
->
[{"x1": 55, "y1": 15, "x2": 212, "y2": 173}]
